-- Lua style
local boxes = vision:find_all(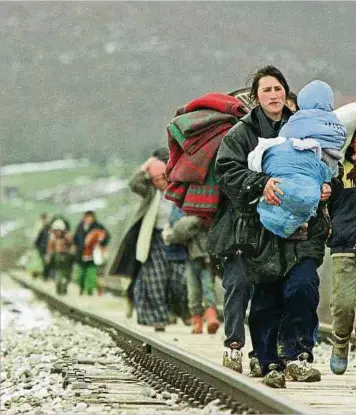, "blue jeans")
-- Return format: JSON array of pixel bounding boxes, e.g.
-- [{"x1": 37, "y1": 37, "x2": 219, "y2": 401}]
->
[
  {"x1": 185, "y1": 258, "x2": 216, "y2": 316},
  {"x1": 222, "y1": 255, "x2": 253, "y2": 348},
  {"x1": 248, "y1": 258, "x2": 320, "y2": 374}
]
